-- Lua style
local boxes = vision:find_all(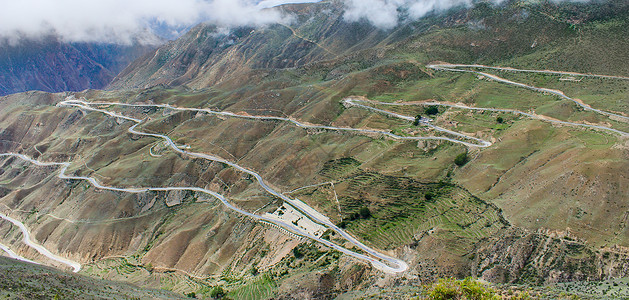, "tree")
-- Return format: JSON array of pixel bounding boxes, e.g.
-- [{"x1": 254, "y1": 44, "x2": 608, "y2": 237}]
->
[
  {"x1": 425, "y1": 192, "x2": 434, "y2": 201},
  {"x1": 209, "y1": 286, "x2": 225, "y2": 298},
  {"x1": 425, "y1": 106, "x2": 439, "y2": 115},
  {"x1": 454, "y1": 152, "x2": 469, "y2": 166},
  {"x1": 359, "y1": 206, "x2": 371, "y2": 219},
  {"x1": 413, "y1": 115, "x2": 421, "y2": 126},
  {"x1": 496, "y1": 116, "x2": 504, "y2": 124}
]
